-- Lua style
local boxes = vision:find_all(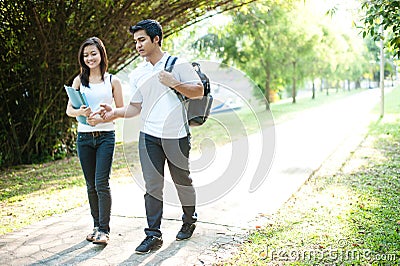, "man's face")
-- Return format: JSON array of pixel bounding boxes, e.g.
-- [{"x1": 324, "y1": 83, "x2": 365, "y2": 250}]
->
[{"x1": 133, "y1": 29, "x2": 158, "y2": 57}]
